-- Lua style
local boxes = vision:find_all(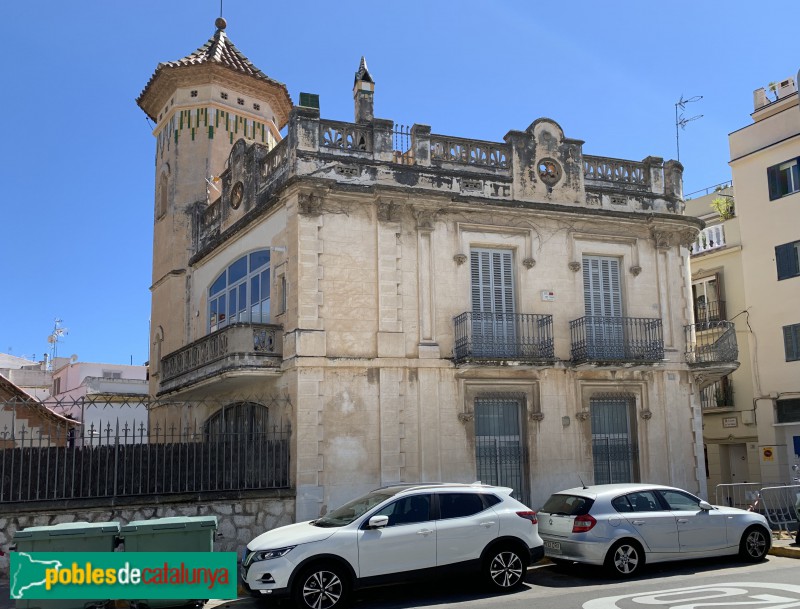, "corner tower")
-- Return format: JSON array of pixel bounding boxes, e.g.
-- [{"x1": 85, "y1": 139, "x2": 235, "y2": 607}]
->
[{"x1": 137, "y1": 18, "x2": 292, "y2": 393}]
